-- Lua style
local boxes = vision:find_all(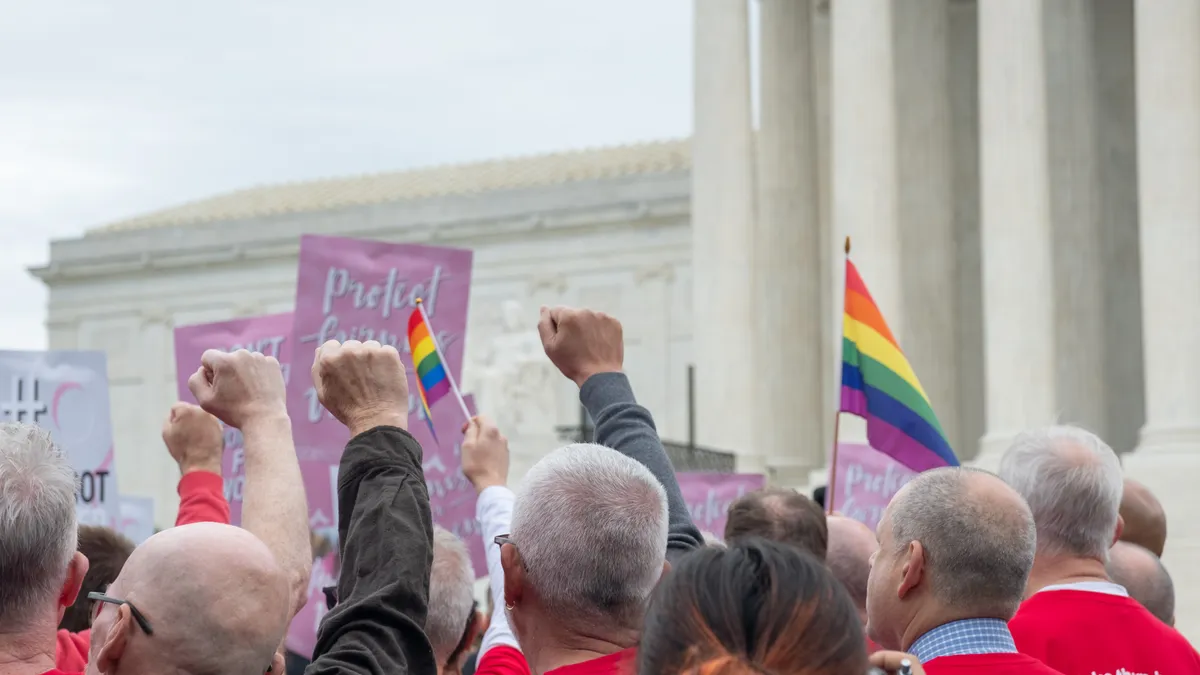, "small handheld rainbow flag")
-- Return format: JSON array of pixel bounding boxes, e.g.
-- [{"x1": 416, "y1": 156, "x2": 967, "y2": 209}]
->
[
  {"x1": 407, "y1": 299, "x2": 471, "y2": 440},
  {"x1": 840, "y1": 257, "x2": 958, "y2": 472}
]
